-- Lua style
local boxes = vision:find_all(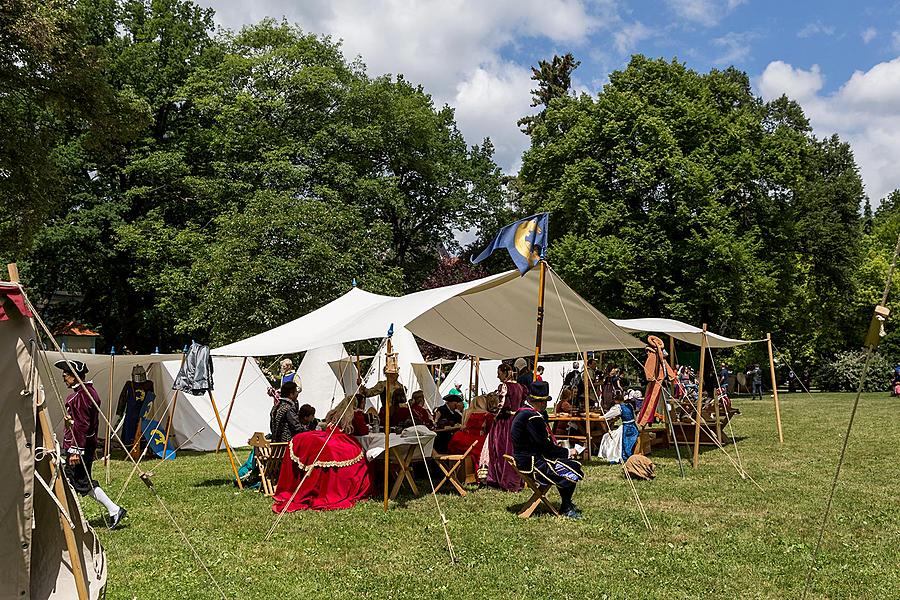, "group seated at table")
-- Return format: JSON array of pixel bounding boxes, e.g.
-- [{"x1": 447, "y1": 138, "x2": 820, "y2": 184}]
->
[{"x1": 271, "y1": 395, "x2": 371, "y2": 512}]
